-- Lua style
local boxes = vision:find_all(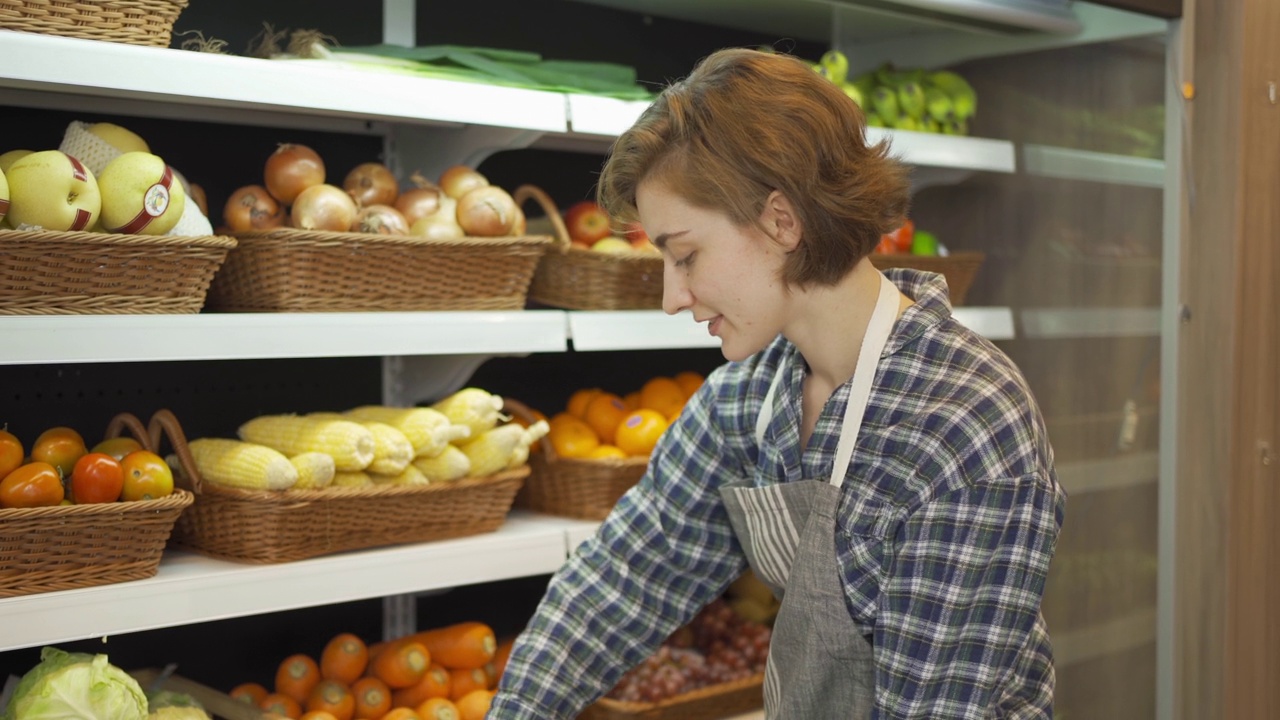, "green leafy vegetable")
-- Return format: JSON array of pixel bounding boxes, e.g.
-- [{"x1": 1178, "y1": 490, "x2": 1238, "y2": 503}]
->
[{"x1": 2, "y1": 647, "x2": 148, "y2": 720}]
